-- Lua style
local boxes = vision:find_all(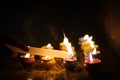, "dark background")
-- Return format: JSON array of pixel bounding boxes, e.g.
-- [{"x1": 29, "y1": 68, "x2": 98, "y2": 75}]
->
[
  {"x1": 0, "y1": 1, "x2": 120, "y2": 80},
  {"x1": 0, "y1": 1, "x2": 104, "y2": 49}
]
